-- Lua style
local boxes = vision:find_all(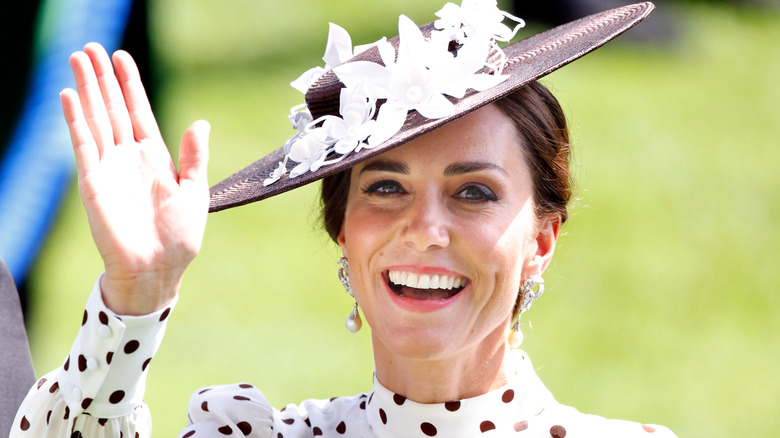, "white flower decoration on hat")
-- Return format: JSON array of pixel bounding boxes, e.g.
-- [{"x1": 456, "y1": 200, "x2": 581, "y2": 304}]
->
[{"x1": 263, "y1": 0, "x2": 524, "y2": 186}]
